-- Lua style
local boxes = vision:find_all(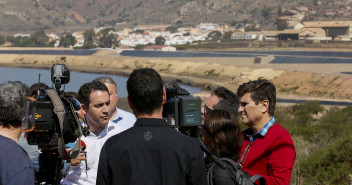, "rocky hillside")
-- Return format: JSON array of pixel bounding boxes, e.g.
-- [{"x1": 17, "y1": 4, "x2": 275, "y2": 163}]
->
[{"x1": 0, "y1": 0, "x2": 352, "y2": 33}]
